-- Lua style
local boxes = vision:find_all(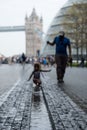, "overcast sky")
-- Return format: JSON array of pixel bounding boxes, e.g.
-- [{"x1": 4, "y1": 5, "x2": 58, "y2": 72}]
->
[{"x1": 0, "y1": 0, "x2": 68, "y2": 56}]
